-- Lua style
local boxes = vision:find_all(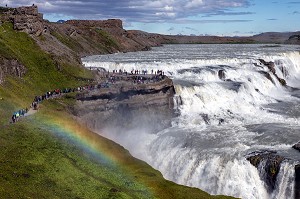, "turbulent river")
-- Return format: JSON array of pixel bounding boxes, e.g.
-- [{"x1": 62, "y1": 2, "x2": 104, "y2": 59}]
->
[{"x1": 82, "y1": 44, "x2": 300, "y2": 199}]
